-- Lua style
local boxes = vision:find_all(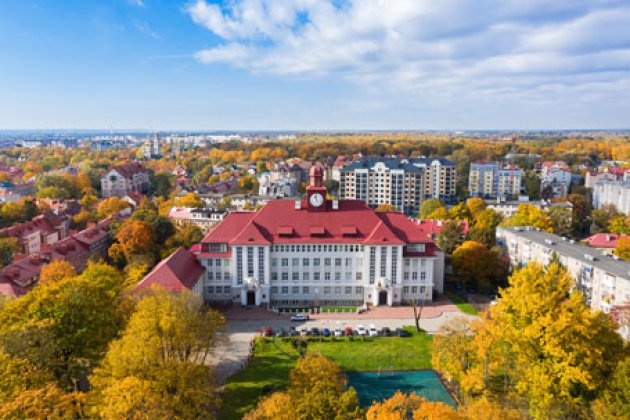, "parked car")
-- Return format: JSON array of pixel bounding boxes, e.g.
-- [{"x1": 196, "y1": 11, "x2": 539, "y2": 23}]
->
[
  {"x1": 262, "y1": 327, "x2": 273, "y2": 337},
  {"x1": 381, "y1": 326, "x2": 392, "y2": 336},
  {"x1": 322, "y1": 328, "x2": 331, "y2": 337},
  {"x1": 289, "y1": 326, "x2": 299, "y2": 336},
  {"x1": 334, "y1": 327, "x2": 343, "y2": 337},
  {"x1": 291, "y1": 313, "x2": 310, "y2": 322},
  {"x1": 310, "y1": 327, "x2": 320, "y2": 336},
  {"x1": 356, "y1": 325, "x2": 367, "y2": 336},
  {"x1": 344, "y1": 327, "x2": 353, "y2": 336},
  {"x1": 368, "y1": 324, "x2": 378, "y2": 337},
  {"x1": 395, "y1": 327, "x2": 409, "y2": 337},
  {"x1": 275, "y1": 328, "x2": 286, "y2": 337}
]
